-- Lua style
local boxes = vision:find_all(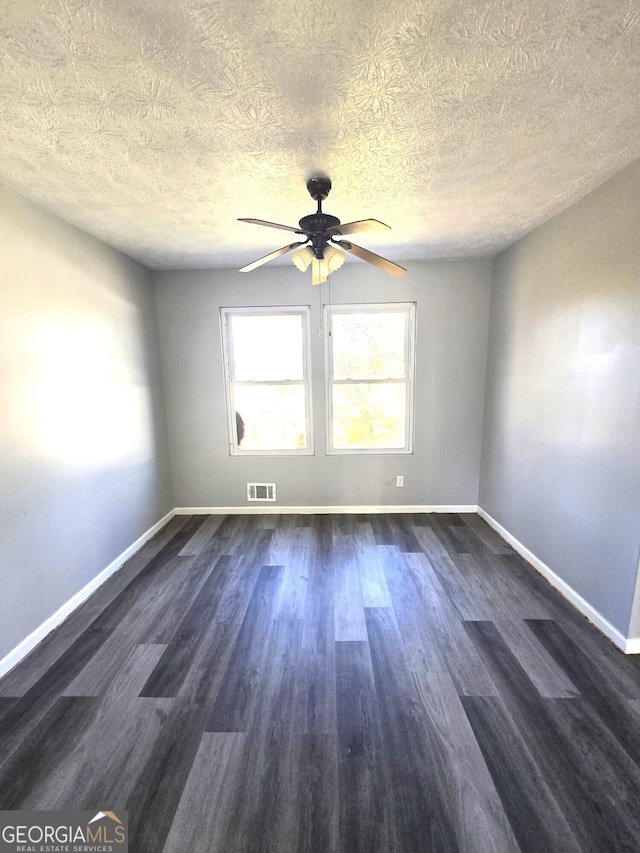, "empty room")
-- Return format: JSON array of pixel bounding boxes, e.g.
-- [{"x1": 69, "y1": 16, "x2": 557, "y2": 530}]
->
[{"x1": 1, "y1": 0, "x2": 640, "y2": 851}]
